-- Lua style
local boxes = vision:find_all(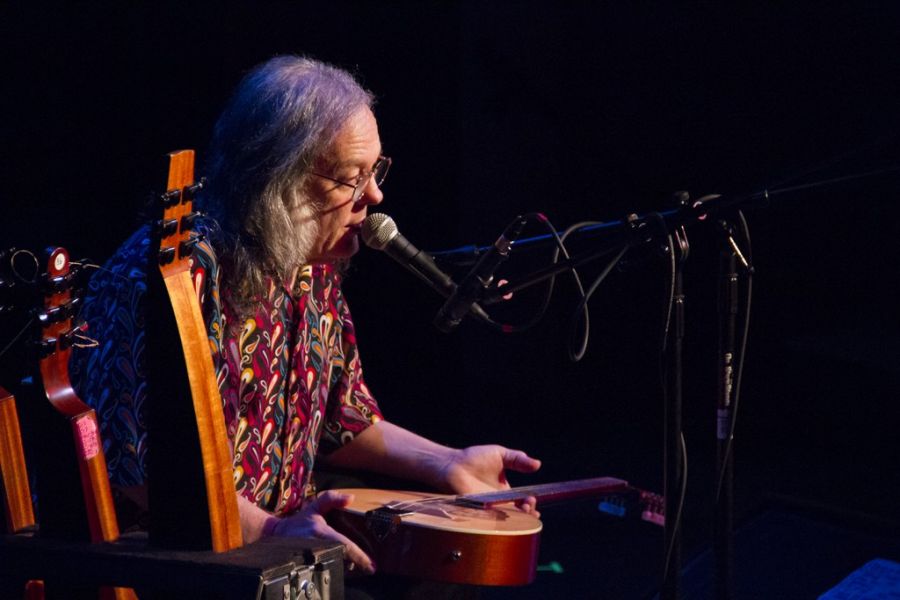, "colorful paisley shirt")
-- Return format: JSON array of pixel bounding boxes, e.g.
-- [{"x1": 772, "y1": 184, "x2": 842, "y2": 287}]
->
[{"x1": 70, "y1": 225, "x2": 382, "y2": 515}]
